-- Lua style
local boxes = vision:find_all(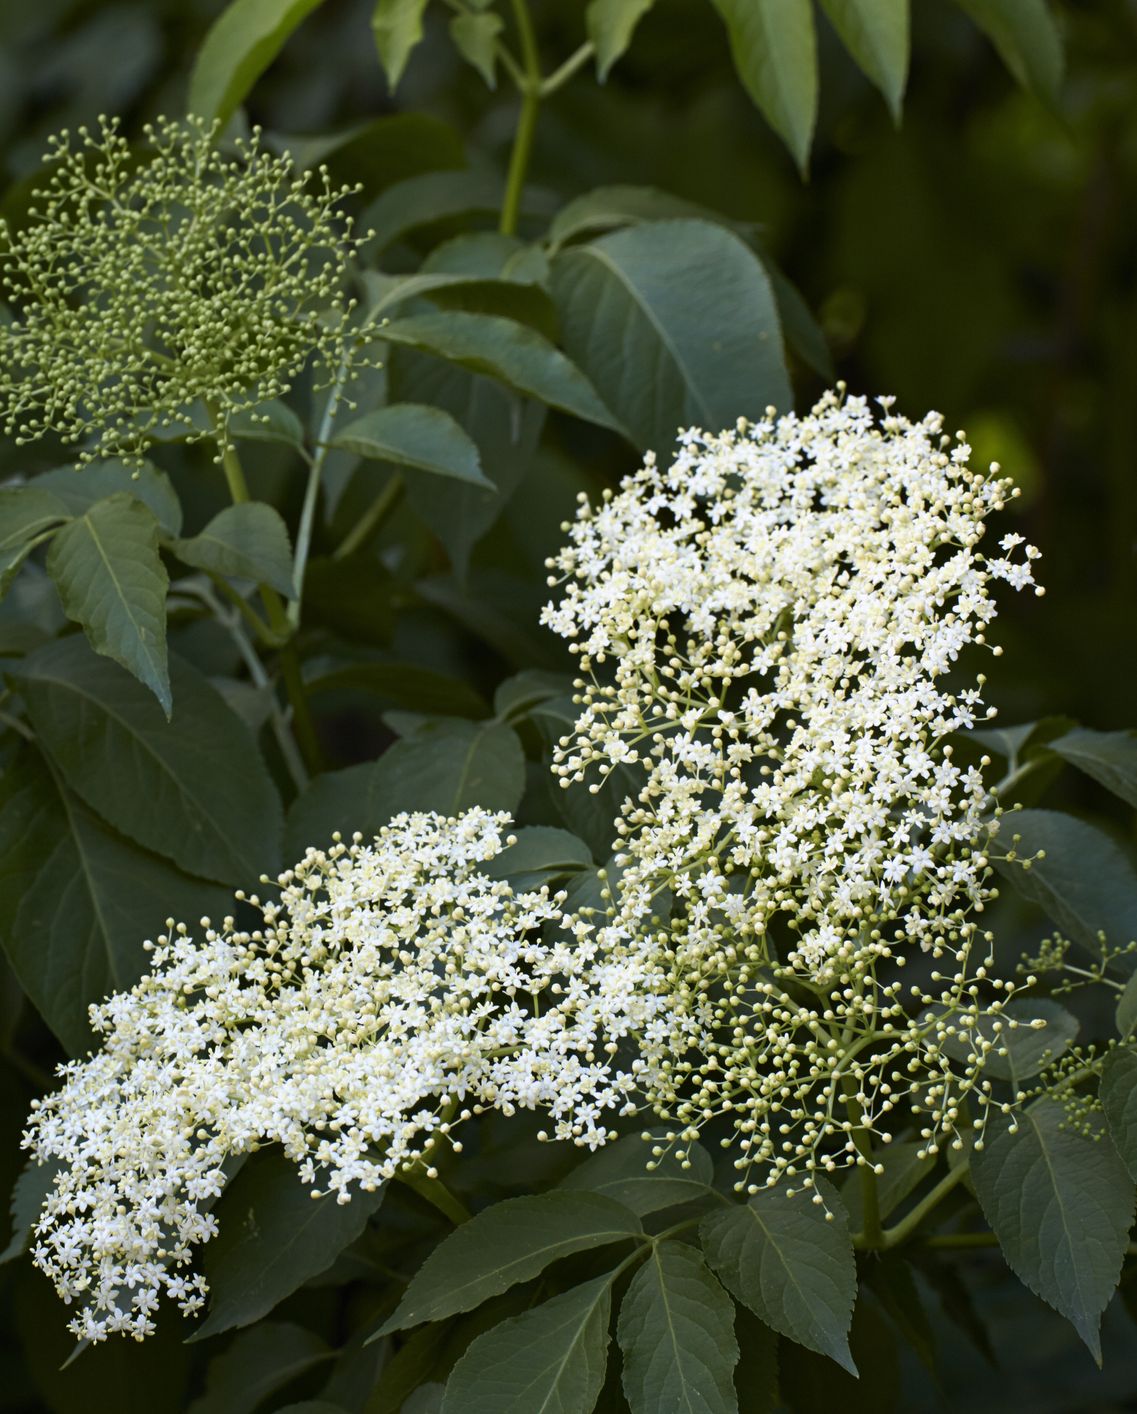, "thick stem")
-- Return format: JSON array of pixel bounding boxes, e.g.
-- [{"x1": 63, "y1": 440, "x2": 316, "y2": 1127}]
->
[{"x1": 499, "y1": 0, "x2": 541, "y2": 236}]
